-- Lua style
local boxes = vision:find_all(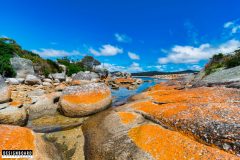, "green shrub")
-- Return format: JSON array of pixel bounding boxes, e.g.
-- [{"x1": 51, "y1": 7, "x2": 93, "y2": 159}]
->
[
  {"x1": 0, "y1": 38, "x2": 63, "y2": 77},
  {"x1": 57, "y1": 57, "x2": 85, "y2": 76},
  {"x1": 225, "y1": 49, "x2": 240, "y2": 68},
  {"x1": 205, "y1": 50, "x2": 240, "y2": 75},
  {"x1": 0, "y1": 38, "x2": 17, "y2": 77}
]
